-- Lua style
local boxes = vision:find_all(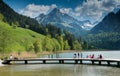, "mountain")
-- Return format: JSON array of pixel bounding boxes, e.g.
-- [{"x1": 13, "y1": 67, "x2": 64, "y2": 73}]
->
[
  {"x1": 0, "y1": 0, "x2": 44, "y2": 34},
  {"x1": 0, "y1": 13, "x2": 62, "y2": 52},
  {"x1": 86, "y1": 10, "x2": 120, "y2": 50},
  {"x1": 36, "y1": 8, "x2": 89, "y2": 36},
  {"x1": 0, "y1": 0, "x2": 89, "y2": 52},
  {"x1": 0, "y1": 0, "x2": 63, "y2": 52},
  {"x1": 81, "y1": 20, "x2": 94, "y2": 30},
  {"x1": 90, "y1": 10, "x2": 120, "y2": 34}
]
